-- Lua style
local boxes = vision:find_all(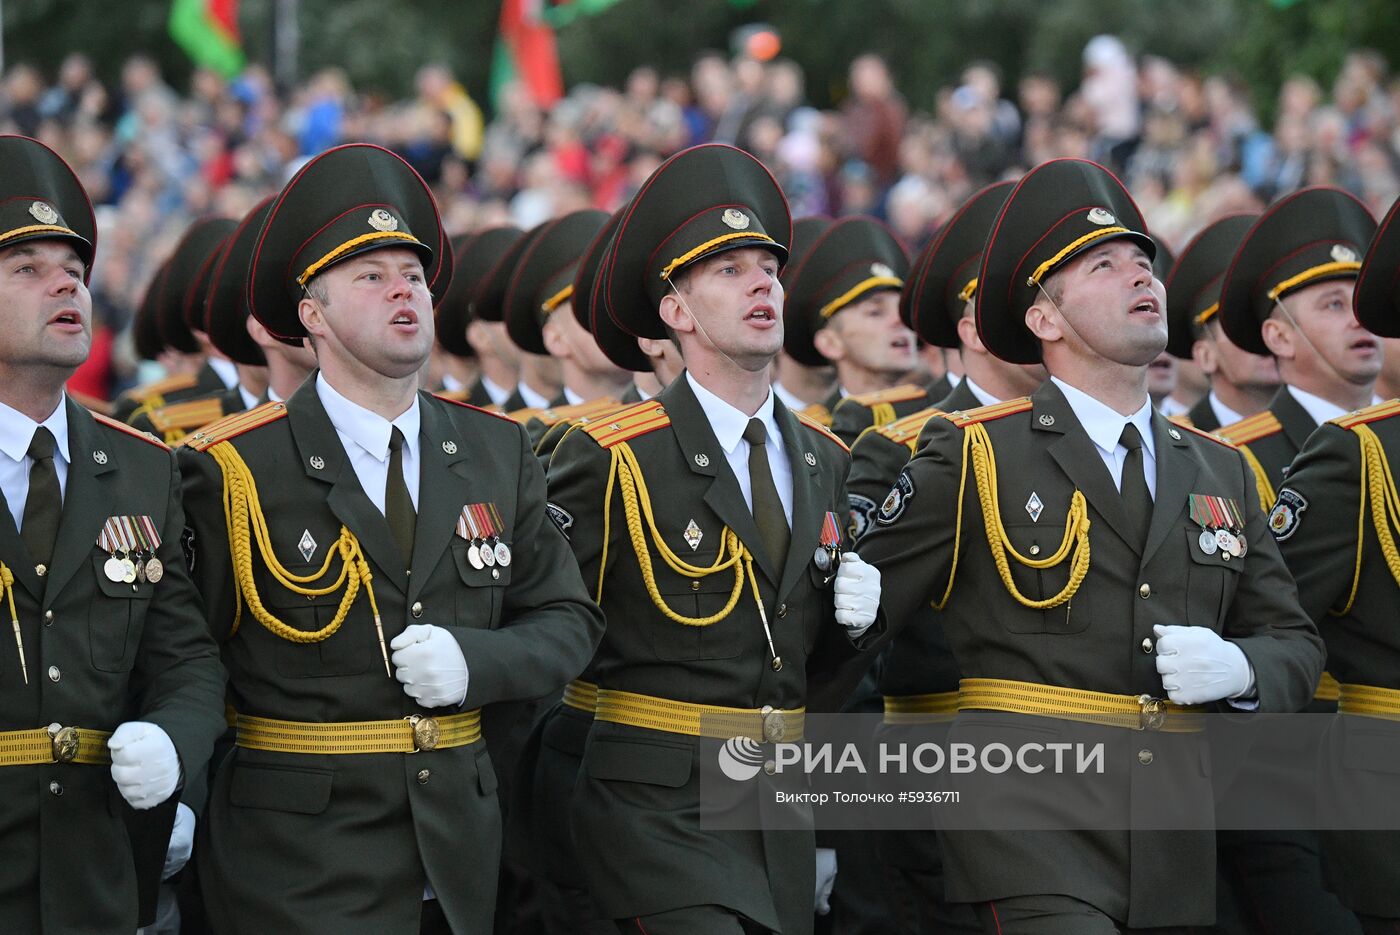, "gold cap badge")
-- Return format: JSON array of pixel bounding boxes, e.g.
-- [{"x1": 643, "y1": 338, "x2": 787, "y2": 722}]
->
[
  {"x1": 1331, "y1": 243, "x2": 1358, "y2": 263},
  {"x1": 870, "y1": 262, "x2": 895, "y2": 279},
  {"x1": 29, "y1": 201, "x2": 58, "y2": 224},
  {"x1": 368, "y1": 209, "x2": 399, "y2": 232},
  {"x1": 722, "y1": 208, "x2": 751, "y2": 230},
  {"x1": 1086, "y1": 207, "x2": 1116, "y2": 226}
]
